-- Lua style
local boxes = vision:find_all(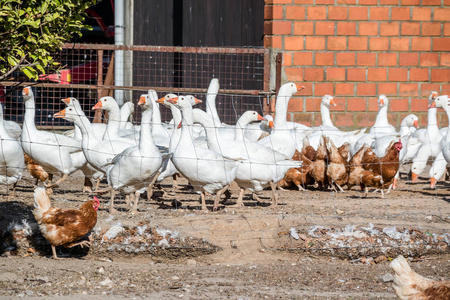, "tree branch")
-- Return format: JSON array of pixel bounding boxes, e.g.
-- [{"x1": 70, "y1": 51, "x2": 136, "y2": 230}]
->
[{"x1": 0, "y1": 55, "x2": 26, "y2": 81}]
